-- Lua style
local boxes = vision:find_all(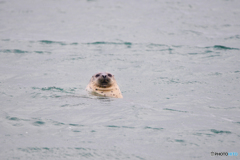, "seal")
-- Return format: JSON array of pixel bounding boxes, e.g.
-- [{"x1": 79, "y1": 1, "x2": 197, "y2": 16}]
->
[{"x1": 86, "y1": 72, "x2": 123, "y2": 98}]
